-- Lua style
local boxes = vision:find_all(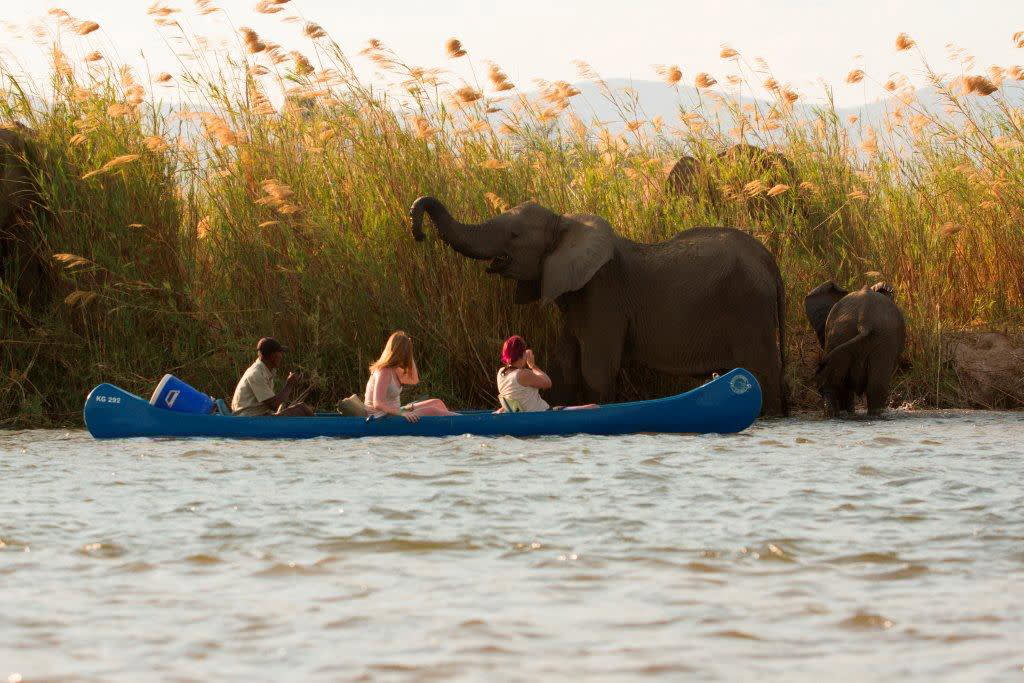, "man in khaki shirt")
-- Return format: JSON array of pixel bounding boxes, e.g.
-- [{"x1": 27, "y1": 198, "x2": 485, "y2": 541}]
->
[{"x1": 231, "y1": 337, "x2": 313, "y2": 416}]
